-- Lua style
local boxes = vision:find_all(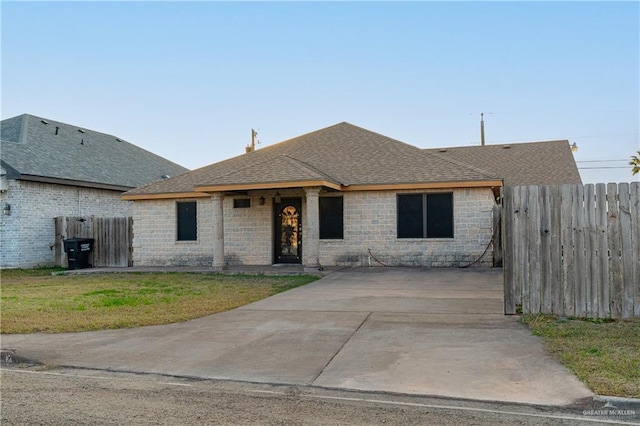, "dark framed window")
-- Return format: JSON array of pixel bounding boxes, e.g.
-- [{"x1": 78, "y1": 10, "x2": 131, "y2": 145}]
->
[
  {"x1": 319, "y1": 196, "x2": 343, "y2": 239},
  {"x1": 426, "y1": 193, "x2": 454, "y2": 238},
  {"x1": 233, "y1": 198, "x2": 251, "y2": 208},
  {"x1": 397, "y1": 193, "x2": 453, "y2": 238},
  {"x1": 397, "y1": 194, "x2": 423, "y2": 238},
  {"x1": 177, "y1": 201, "x2": 197, "y2": 241}
]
